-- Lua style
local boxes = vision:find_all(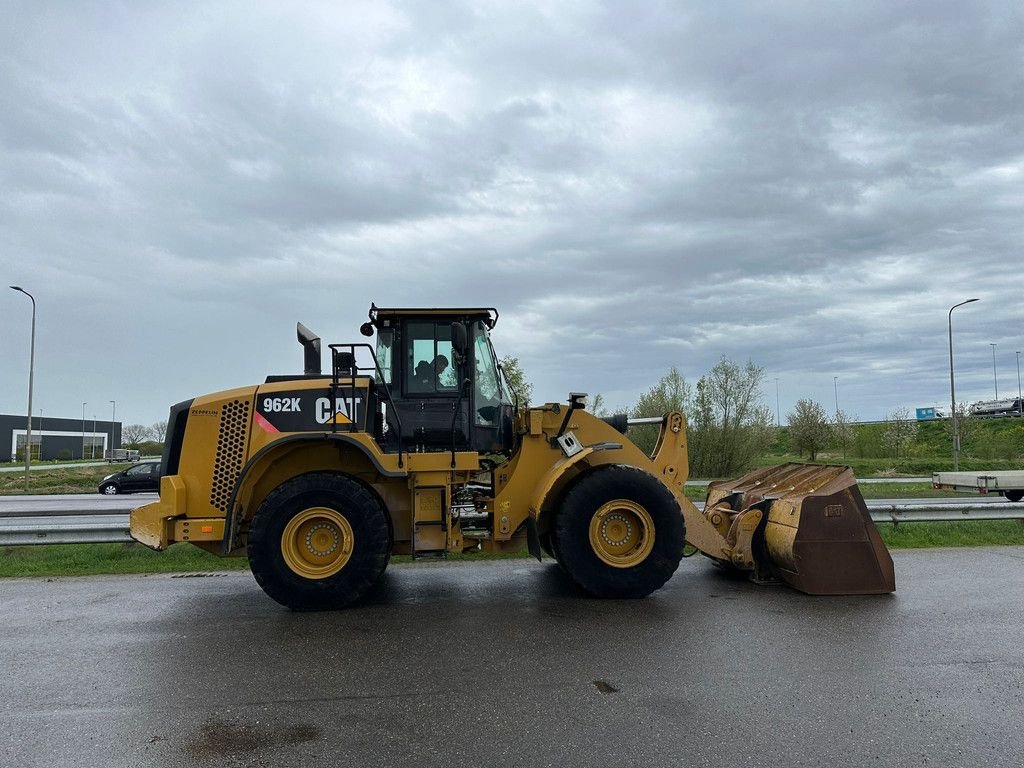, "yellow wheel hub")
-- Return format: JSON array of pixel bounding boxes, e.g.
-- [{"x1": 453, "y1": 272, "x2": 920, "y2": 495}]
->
[
  {"x1": 589, "y1": 500, "x2": 655, "y2": 568},
  {"x1": 280, "y1": 507, "x2": 354, "y2": 579}
]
